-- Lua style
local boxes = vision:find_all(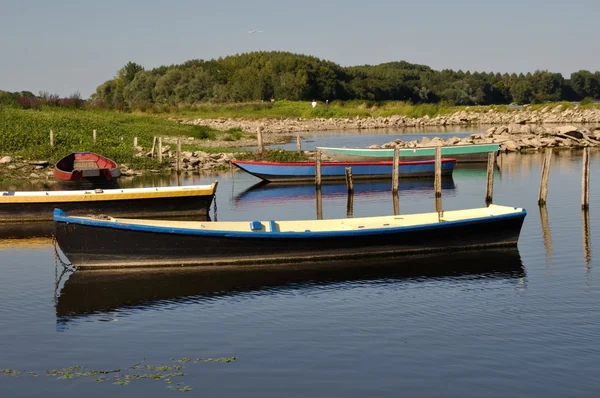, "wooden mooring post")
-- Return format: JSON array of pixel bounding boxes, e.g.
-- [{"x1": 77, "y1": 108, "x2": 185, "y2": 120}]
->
[
  {"x1": 257, "y1": 126, "x2": 264, "y2": 154},
  {"x1": 582, "y1": 147, "x2": 590, "y2": 210},
  {"x1": 485, "y1": 152, "x2": 495, "y2": 205},
  {"x1": 315, "y1": 150, "x2": 322, "y2": 189},
  {"x1": 346, "y1": 192, "x2": 354, "y2": 218},
  {"x1": 158, "y1": 138, "x2": 163, "y2": 162},
  {"x1": 393, "y1": 192, "x2": 399, "y2": 216},
  {"x1": 539, "y1": 205, "x2": 553, "y2": 259},
  {"x1": 93, "y1": 129, "x2": 97, "y2": 144},
  {"x1": 345, "y1": 167, "x2": 354, "y2": 193},
  {"x1": 176, "y1": 138, "x2": 182, "y2": 174},
  {"x1": 316, "y1": 188, "x2": 323, "y2": 220},
  {"x1": 434, "y1": 146, "x2": 442, "y2": 198},
  {"x1": 582, "y1": 209, "x2": 592, "y2": 265},
  {"x1": 538, "y1": 148, "x2": 552, "y2": 206},
  {"x1": 392, "y1": 147, "x2": 399, "y2": 194},
  {"x1": 50, "y1": 129, "x2": 54, "y2": 147},
  {"x1": 297, "y1": 135, "x2": 302, "y2": 152}
]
